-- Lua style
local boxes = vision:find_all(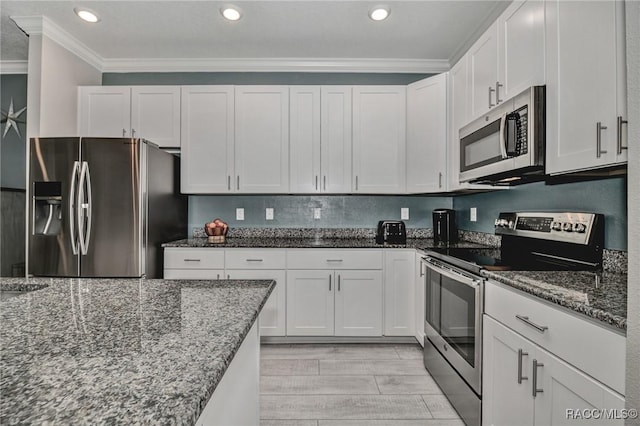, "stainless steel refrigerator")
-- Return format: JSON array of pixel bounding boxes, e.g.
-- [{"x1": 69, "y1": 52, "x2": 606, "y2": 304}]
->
[{"x1": 28, "y1": 137, "x2": 187, "y2": 278}]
